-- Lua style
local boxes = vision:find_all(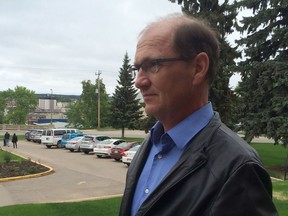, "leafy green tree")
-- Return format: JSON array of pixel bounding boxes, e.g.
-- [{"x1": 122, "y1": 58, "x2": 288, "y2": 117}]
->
[
  {"x1": 1, "y1": 86, "x2": 38, "y2": 124},
  {"x1": 66, "y1": 79, "x2": 110, "y2": 129},
  {"x1": 236, "y1": 0, "x2": 288, "y2": 145},
  {"x1": 0, "y1": 91, "x2": 7, "y2": 123},
  {"x1": 110, "y1": 53, "x2": 143, "y2": 138},
  {"x1": 169, "y1": 0, "x2": 241, "y2": 128},
  {"x1": 65, "y1": 100, "x2": 83, "y2": 128}
]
